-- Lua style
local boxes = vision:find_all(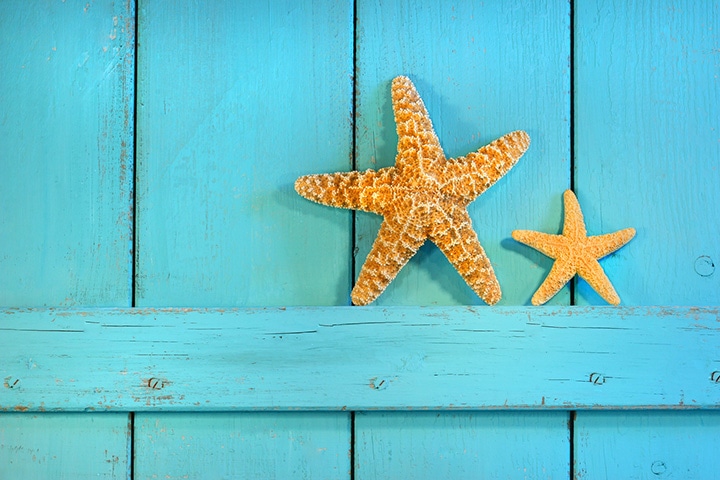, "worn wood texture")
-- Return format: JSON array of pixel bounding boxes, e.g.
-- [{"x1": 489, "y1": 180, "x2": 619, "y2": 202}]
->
[
  {"x1": 0, "y1": 0, "x2": 135, "y2": 306},
  {"x1": 1, "y1": 307, "x2": 718, "y2": 411},
  {"x1": 574, "y1": 411, "x2": 720, "y2": 479},
  {"x1": 0, "y1": 2, "x2": 136, "y2": 478},
  {"x1": 354, "y1": 0, "x2": 571, "y2": 306},
  {"x1": 135, "y1": 0, "x2": 354, "y2": 307},
  {"x1": 574, "y1": 0, "x2": 720, "y2": 306},
  {"x1": 0, "y1": 413, "x2": 130, "y2": 480},
  {"x1": 355, "y1": 411, "x2": 569, "y2": 479},
  {"x1": 134, "y1": 412, "x2": 350, "y2": 479},
  {"x1": 132, "y1": 2, "x2": 355, "y2": 477}
]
